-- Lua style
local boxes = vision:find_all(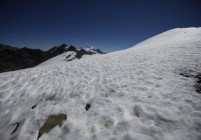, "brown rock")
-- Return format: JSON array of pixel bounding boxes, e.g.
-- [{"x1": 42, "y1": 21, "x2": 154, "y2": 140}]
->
[{"x1": 38, "y1": 114, "x2": 67, "y2": 139}]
